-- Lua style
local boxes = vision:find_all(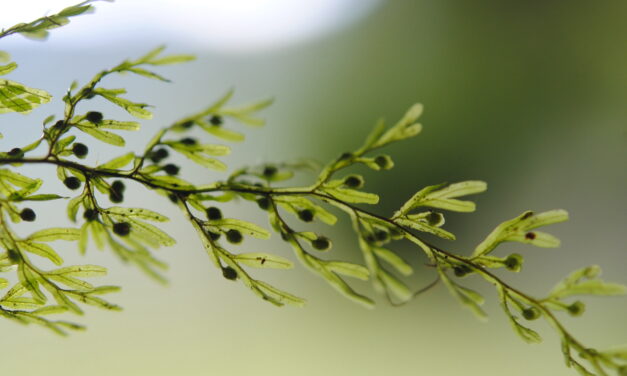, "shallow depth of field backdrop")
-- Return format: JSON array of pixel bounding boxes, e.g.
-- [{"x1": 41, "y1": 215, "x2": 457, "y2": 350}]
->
[{"x1": 1, "y1": 1, "x2": 626, "y2": 375}]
